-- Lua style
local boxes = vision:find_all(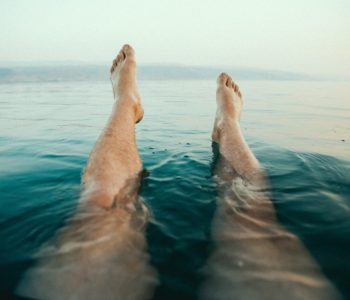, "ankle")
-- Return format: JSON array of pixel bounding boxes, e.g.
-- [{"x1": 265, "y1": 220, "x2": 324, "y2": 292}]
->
[
  {"x1": 115, "y1": 99, "x2": 143, "y2": 123},
  {"x1": 221, "y1": 115, "x2": 240, "y2": 127}
]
